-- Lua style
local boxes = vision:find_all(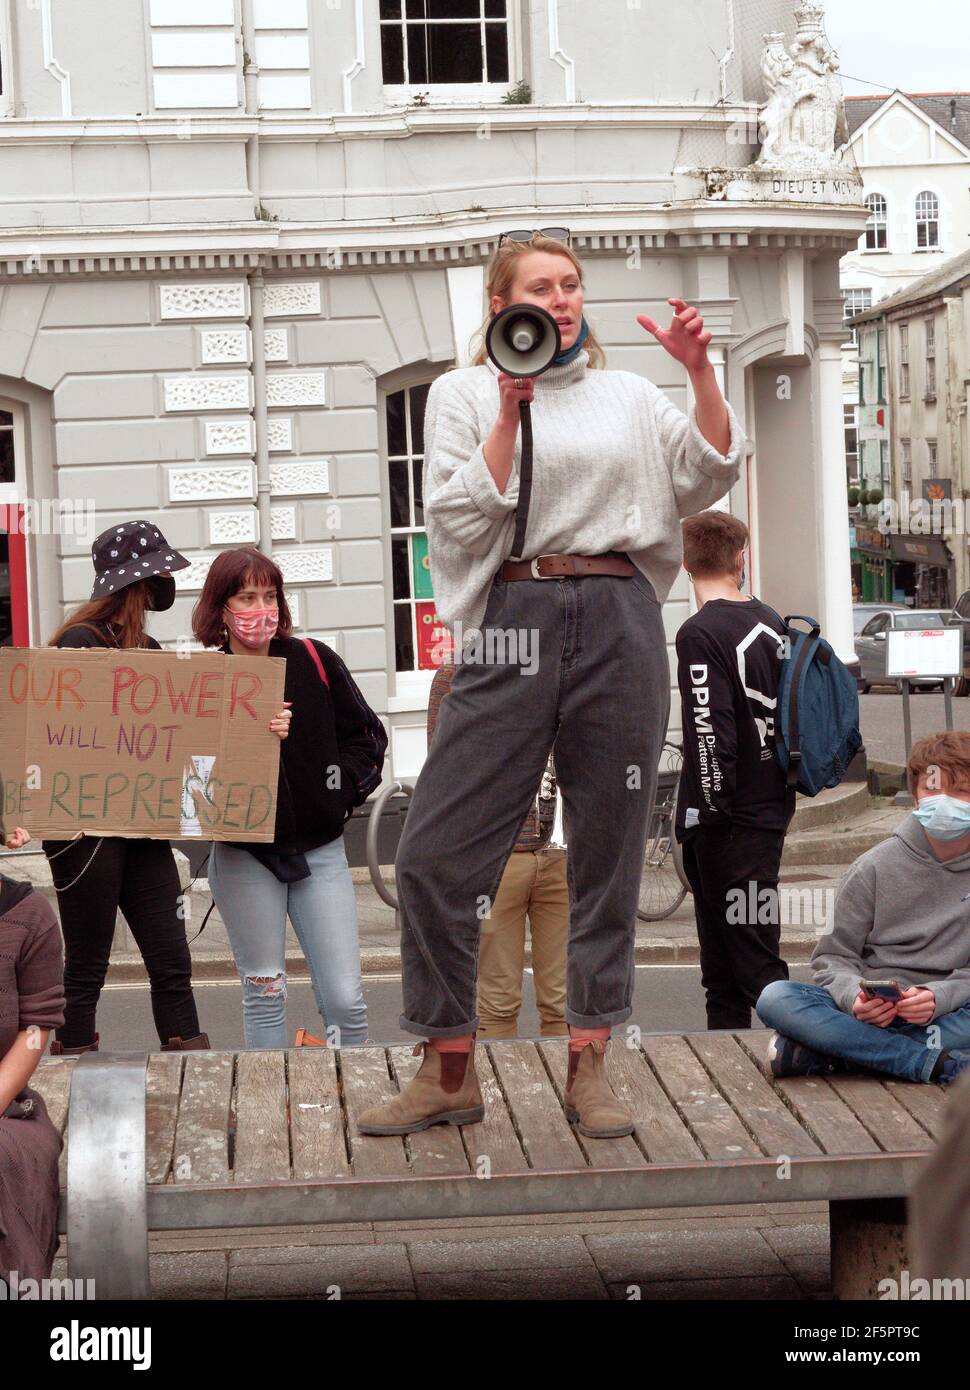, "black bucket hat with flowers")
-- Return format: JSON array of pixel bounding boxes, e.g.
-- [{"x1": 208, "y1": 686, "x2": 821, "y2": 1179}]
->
[{"x1": 90, "y1": 519, "x2": 190, "y2": 599}]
